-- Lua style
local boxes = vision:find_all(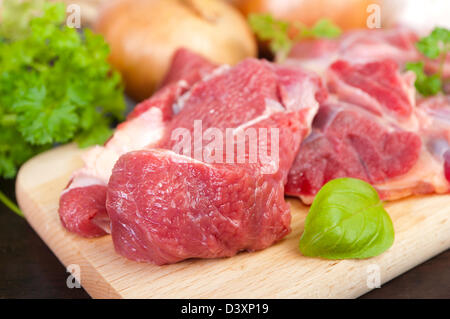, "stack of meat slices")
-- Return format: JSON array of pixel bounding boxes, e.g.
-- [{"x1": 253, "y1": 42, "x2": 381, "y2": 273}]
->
[
  {"x1": 59, "y1": 28, "x2": 450, "y2": 265},
  {"x1": 59, "y1": 49, "x2": 327, "y2": 264},
  {"x1": 285, "y1": 28, "x2": 450, "y2": 203}
]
